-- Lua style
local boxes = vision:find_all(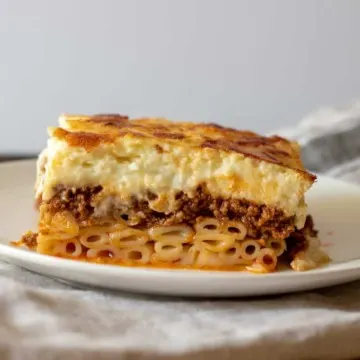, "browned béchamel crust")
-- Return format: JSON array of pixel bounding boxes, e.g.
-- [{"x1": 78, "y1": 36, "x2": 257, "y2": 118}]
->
[{"x1": 54, "y1": 114, "x2": 315, "y2": 182}]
